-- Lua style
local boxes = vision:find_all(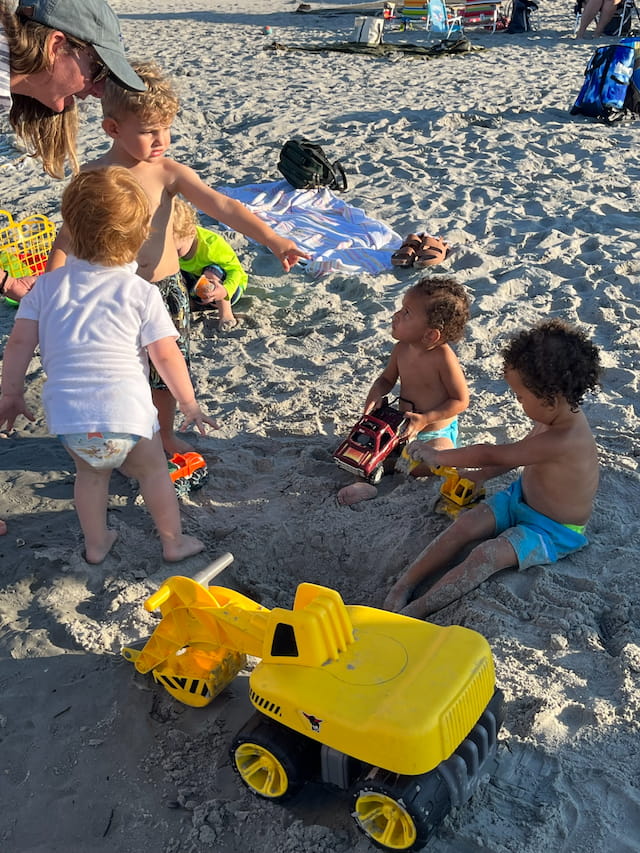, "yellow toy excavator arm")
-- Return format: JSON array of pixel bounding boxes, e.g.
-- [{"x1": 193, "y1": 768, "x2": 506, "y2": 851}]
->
[{"x1": 130, "y1": 580, "x2": 269, "y2": 675}]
